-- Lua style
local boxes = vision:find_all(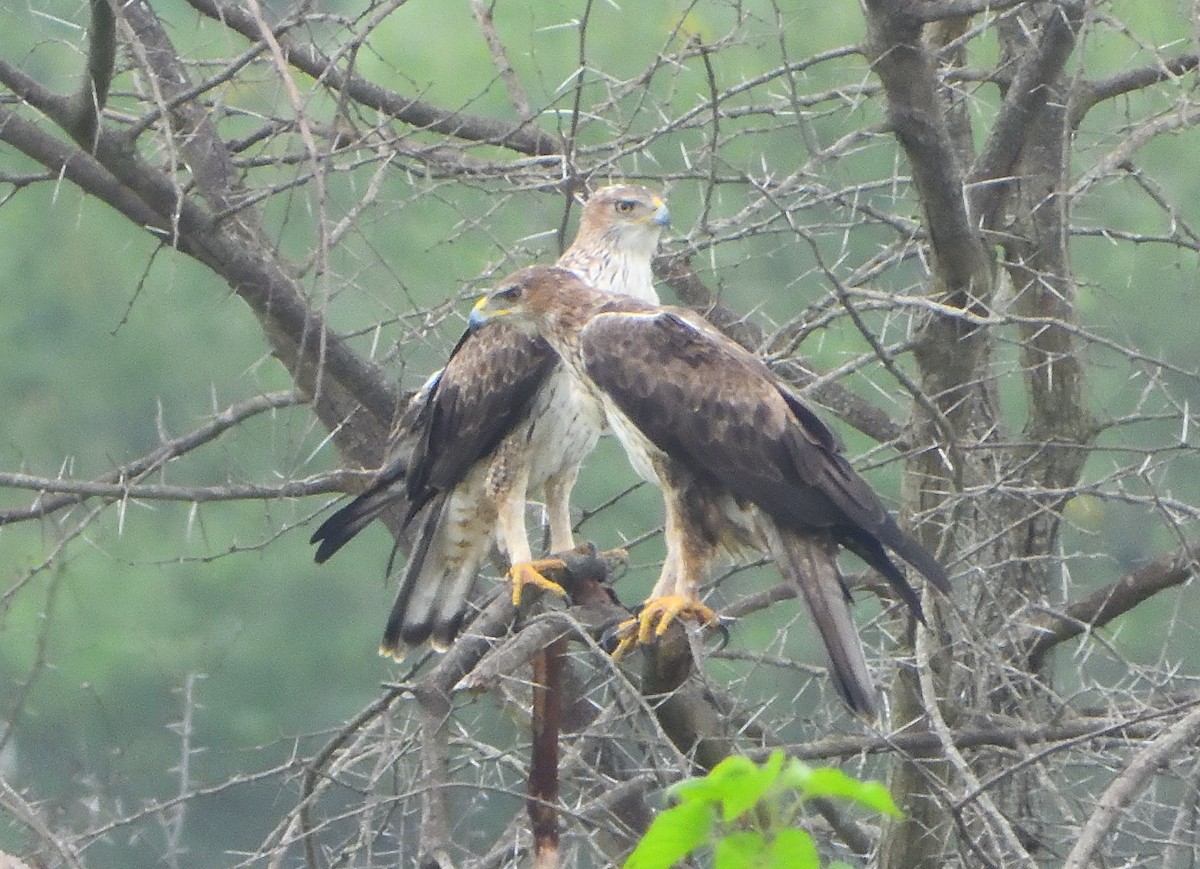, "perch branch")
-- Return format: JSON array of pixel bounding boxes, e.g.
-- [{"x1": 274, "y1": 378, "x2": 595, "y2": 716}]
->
[{"x1": 528, "y1": 638, "x2": 564, "y2": 868}]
